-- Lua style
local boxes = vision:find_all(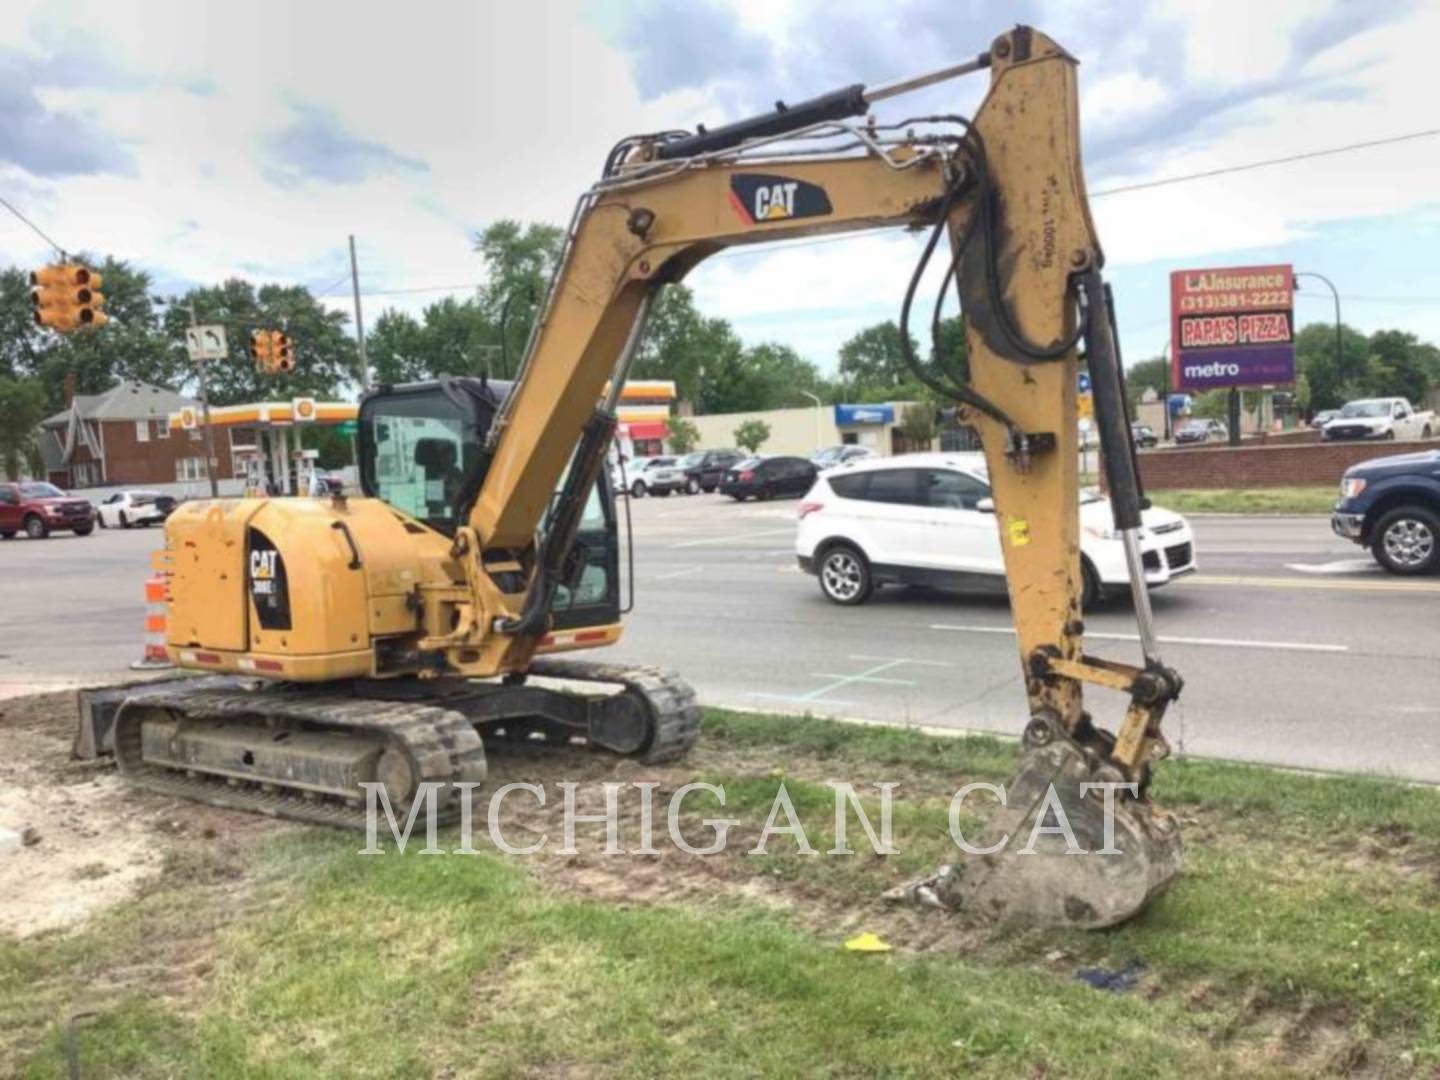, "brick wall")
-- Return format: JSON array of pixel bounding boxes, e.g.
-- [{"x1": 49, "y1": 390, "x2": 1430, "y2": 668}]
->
[
  {"x1": 96, "y1": 419, "x2": 235, "y2": 486},
  {"x1": 1138, "y1": 438, "x2": 1436, "y2": 490}
]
